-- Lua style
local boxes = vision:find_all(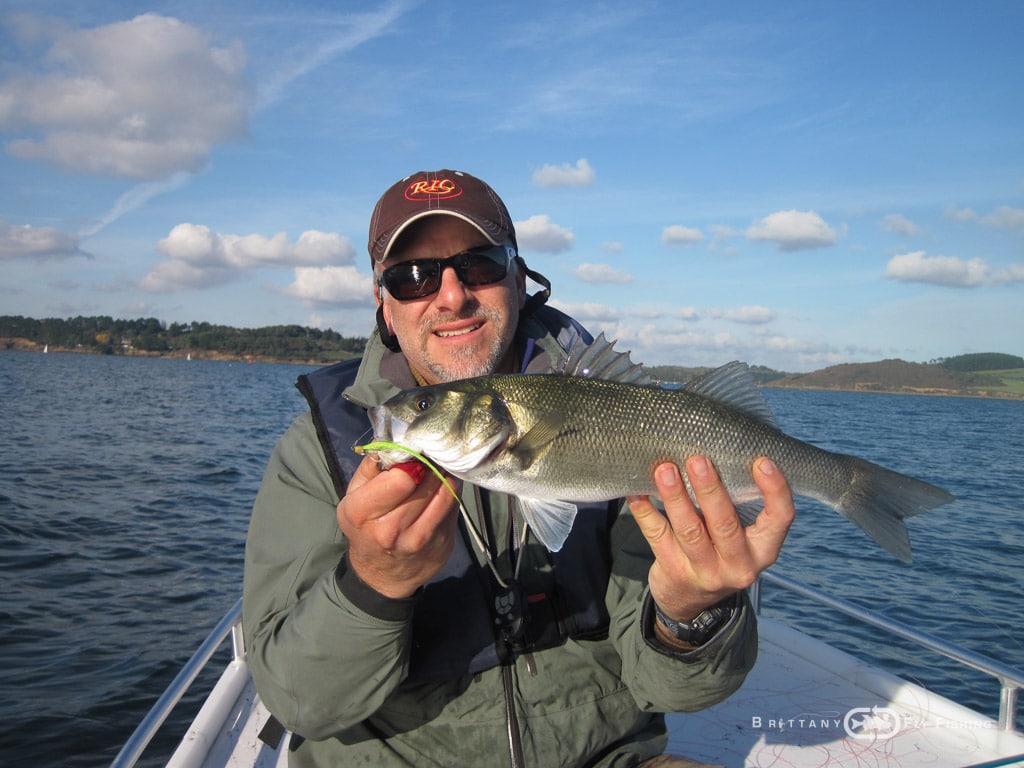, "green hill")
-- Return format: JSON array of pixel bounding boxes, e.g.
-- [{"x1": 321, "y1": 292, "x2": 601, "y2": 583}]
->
[
  {"x1": 648, "y1": 353, "x2": 1024, "y2": 399},
  {"x1": 768, "y1": 356, "x2": 1024, "y2": 399}
]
